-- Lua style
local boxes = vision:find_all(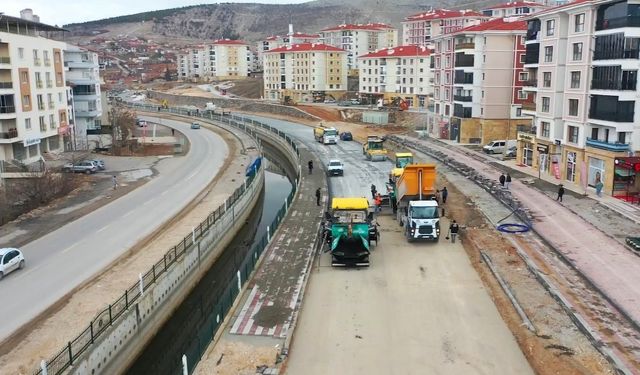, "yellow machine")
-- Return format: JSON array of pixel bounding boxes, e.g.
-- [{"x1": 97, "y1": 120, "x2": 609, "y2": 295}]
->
[
  {"x1": 281, "y1": 89, "x2": 297, "y2": 106},
  {"x1": 161, "y1": 99, "x2": 169, "y2": 109},
  {"x1": 394, "y1": 152, "x2": 414, "y2": 168},
  {"x1": 364, "y1": 136, "x2": 387, "y2": 161}
]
